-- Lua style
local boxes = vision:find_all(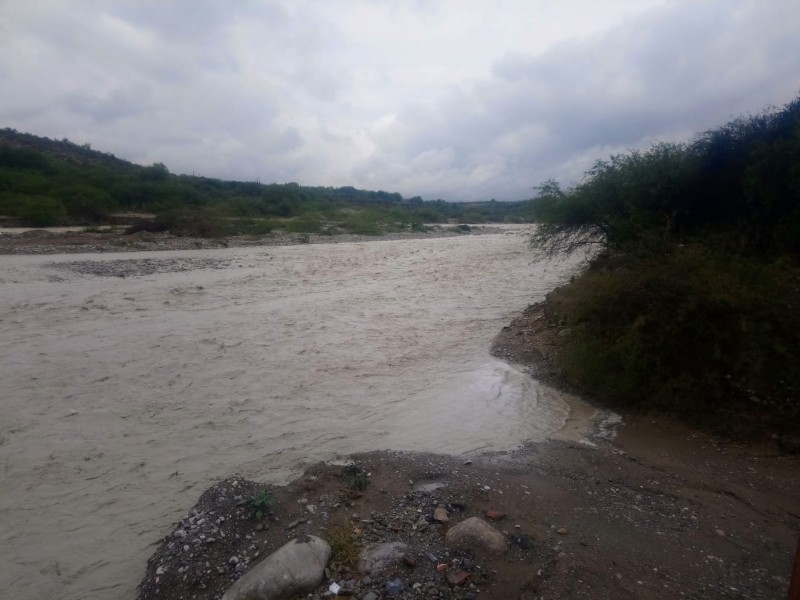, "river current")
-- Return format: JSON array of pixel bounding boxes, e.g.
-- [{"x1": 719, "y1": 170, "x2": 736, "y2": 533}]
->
[{"x1": 0, "y1": 228, "x2": 582, "y2": 599}]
